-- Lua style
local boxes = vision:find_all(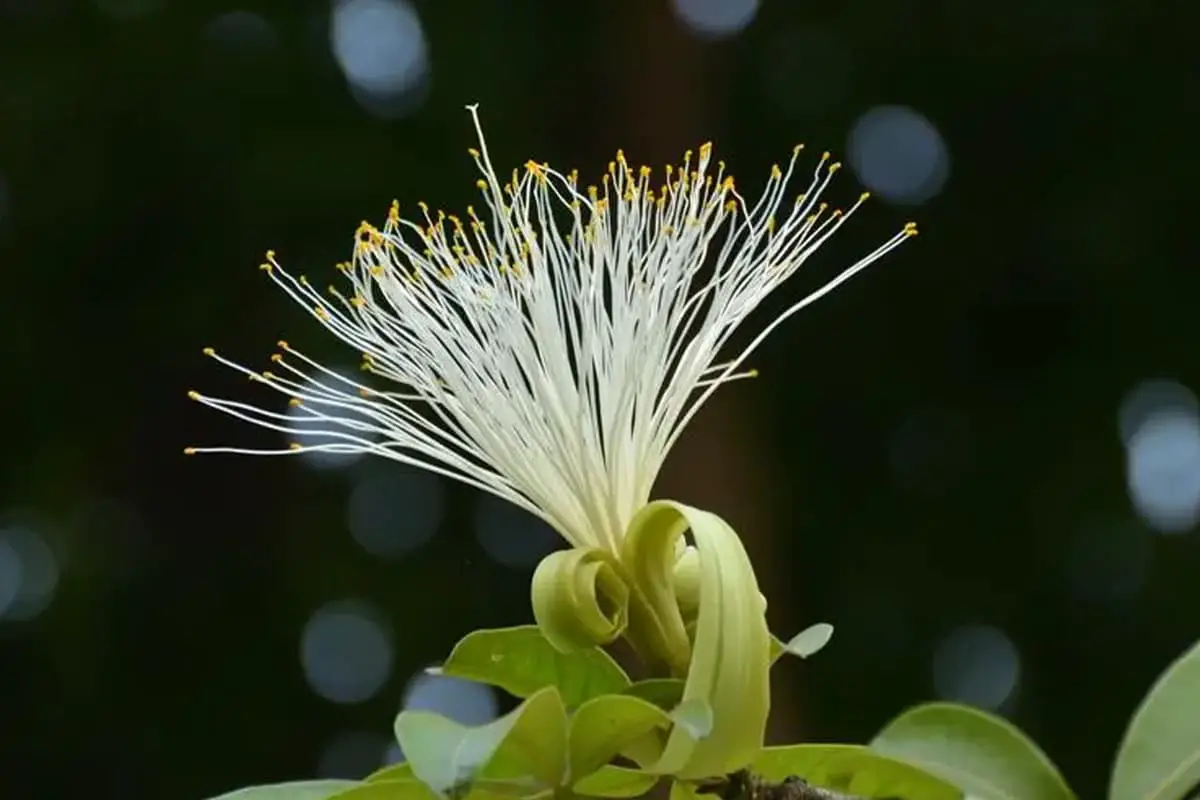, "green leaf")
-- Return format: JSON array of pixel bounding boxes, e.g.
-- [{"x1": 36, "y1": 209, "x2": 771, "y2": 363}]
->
[
  {"x1": 572, "y1": 766, "x2": 659, "y2": 798},
  {"x1": 439, "y1": 626, "x2": 630, "y2": 708},
  {"x1": 205, "y1": 781, "x2": 361, "y2": 800},
  {"x1": 1111, "y1": 637, "x2": 1200, "y2": 800},
  {"x1": 670, "y1": 780, "x2": 702, "y2": 800},
  {"x1": 754, "y1": 744, "x2": 961, "y2": 800},
  {"x1": 366, "y1": 764, "x2": 415, "y2": 783},
  {"x1": 871, "y1": 702, "x2": 1074, "y2": 800},
  {"x1": 568, "y1": 693, "x2": 673, "y2": 779},
  {"x1": 327, "y1": 780, "x2": 441, "y2": 800},
  {"x1": 622, "y1": 679, "x2": 685, "y2": 710},
  {"x1": 769, "y1": 624, "x2": 835, "y2": 664},
  {"x1": 395, "y1": 685, "x2": 568, "y2": 795}
]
